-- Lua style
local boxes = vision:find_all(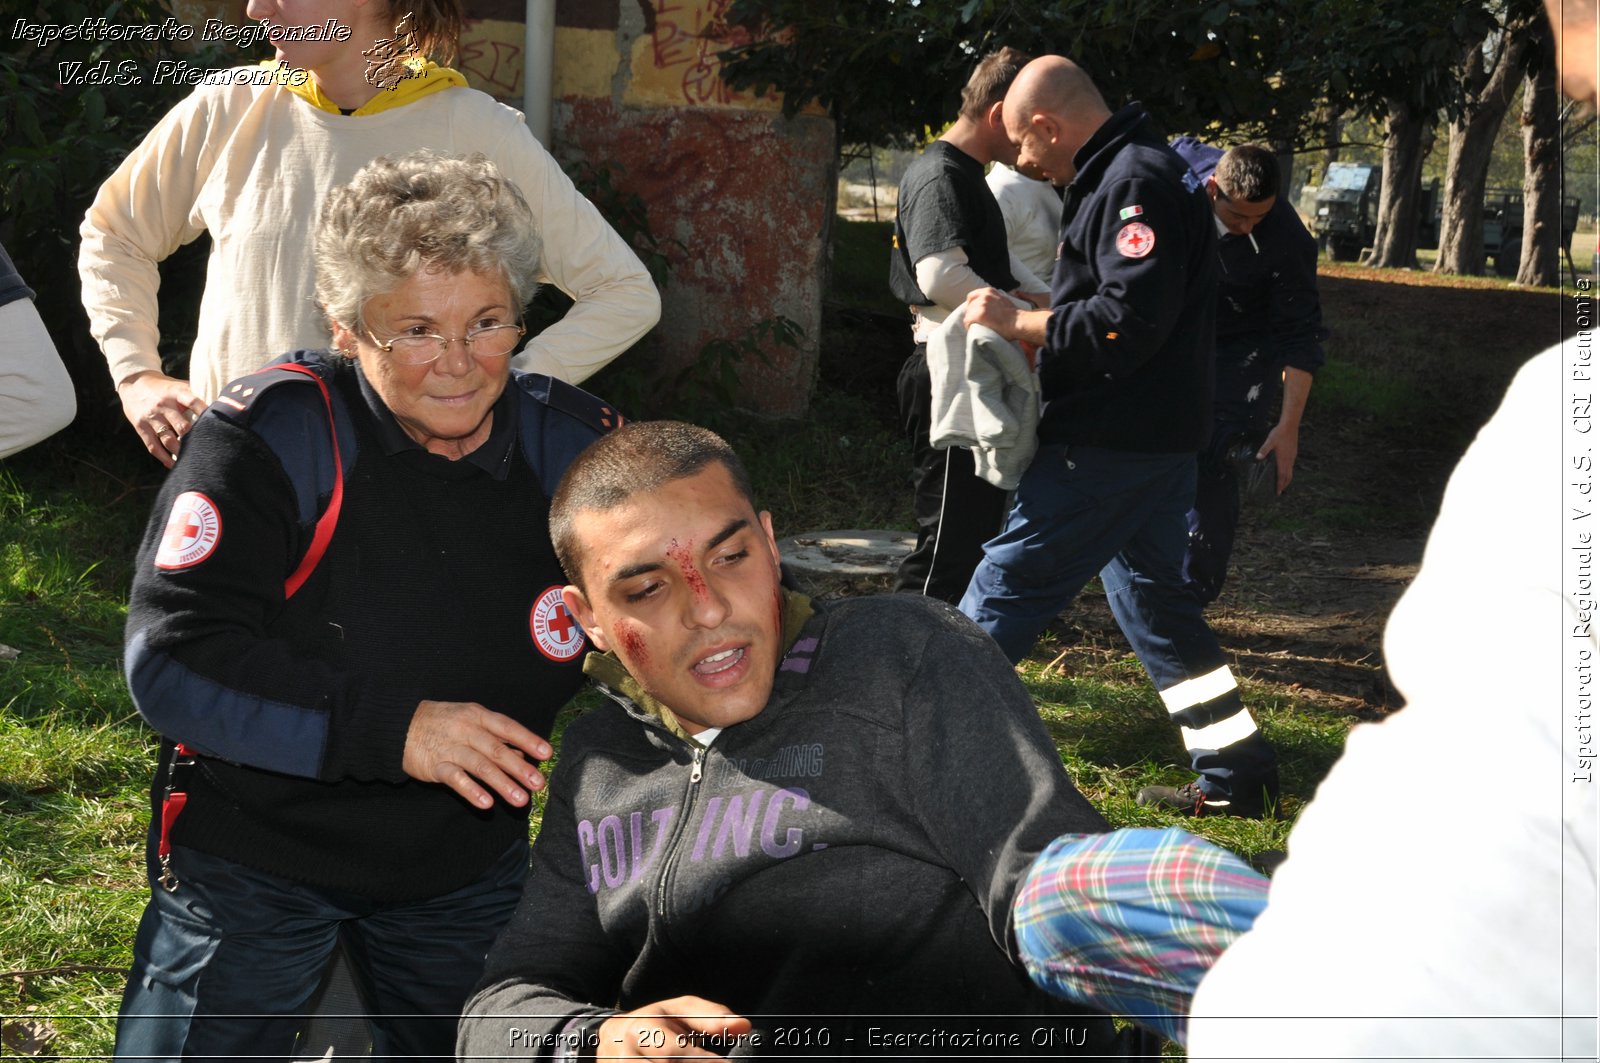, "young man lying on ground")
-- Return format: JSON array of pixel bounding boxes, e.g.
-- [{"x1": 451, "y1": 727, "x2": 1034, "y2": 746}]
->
[{"x1": 458, "y1": 421, "x2": 1267, "y2": 1060}]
